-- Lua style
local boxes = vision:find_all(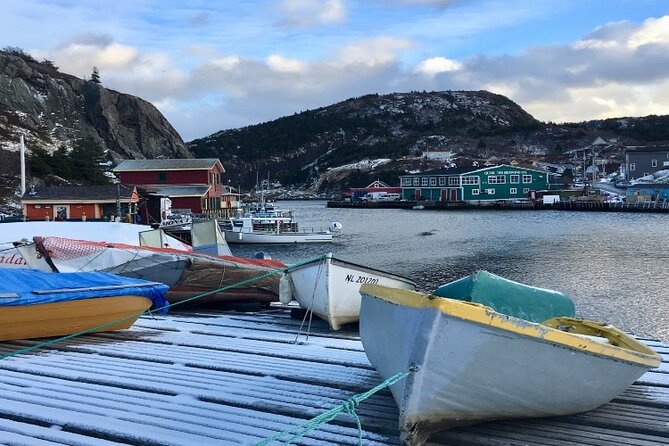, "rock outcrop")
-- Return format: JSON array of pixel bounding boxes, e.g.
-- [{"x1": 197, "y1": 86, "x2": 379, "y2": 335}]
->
[{"x1": 0, "y1": 49, "x2": 190, "y2": 161}]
